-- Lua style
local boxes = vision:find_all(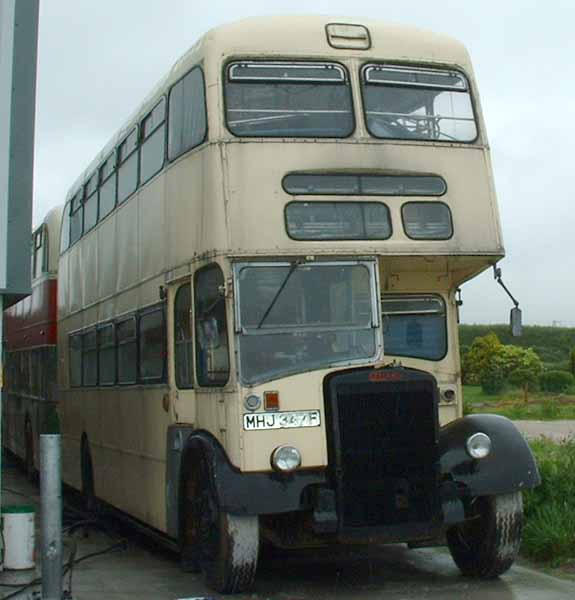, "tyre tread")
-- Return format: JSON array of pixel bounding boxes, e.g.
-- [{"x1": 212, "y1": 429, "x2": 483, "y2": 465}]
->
[{"x1": 447, "y1": 492, "x2": 523, "y2": 579}]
